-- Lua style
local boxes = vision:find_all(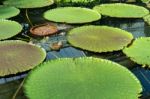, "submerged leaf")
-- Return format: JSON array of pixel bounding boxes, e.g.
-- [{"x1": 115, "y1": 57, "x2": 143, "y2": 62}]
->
[
  {"x1": 43, "y1": 7, "x2": 101, "y2": 24},
  {"x1": 3, "y1": 0, "x2": 54, "y2": 8},
  {"x1": 93, "y1": 3, "x2": 149, "y2": 18},
  {"x1": 123, "y1": 37, "x2": 150, "y2": 66},
  {"x1": 0, "y1": 40, "x2": 46, "y2": 76},
  {"x1": 67, "y1": 26, "x2": 133, "y2": 53},
  {"x1": 0, "y1": 20, "x2": 22, "y2": 40},
  {"x1": 0, "y1": 6, "x2": 20, "y2": 19},
  {"x1": 24, "y1": 57, "x2": 142, "y2": 99}
]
